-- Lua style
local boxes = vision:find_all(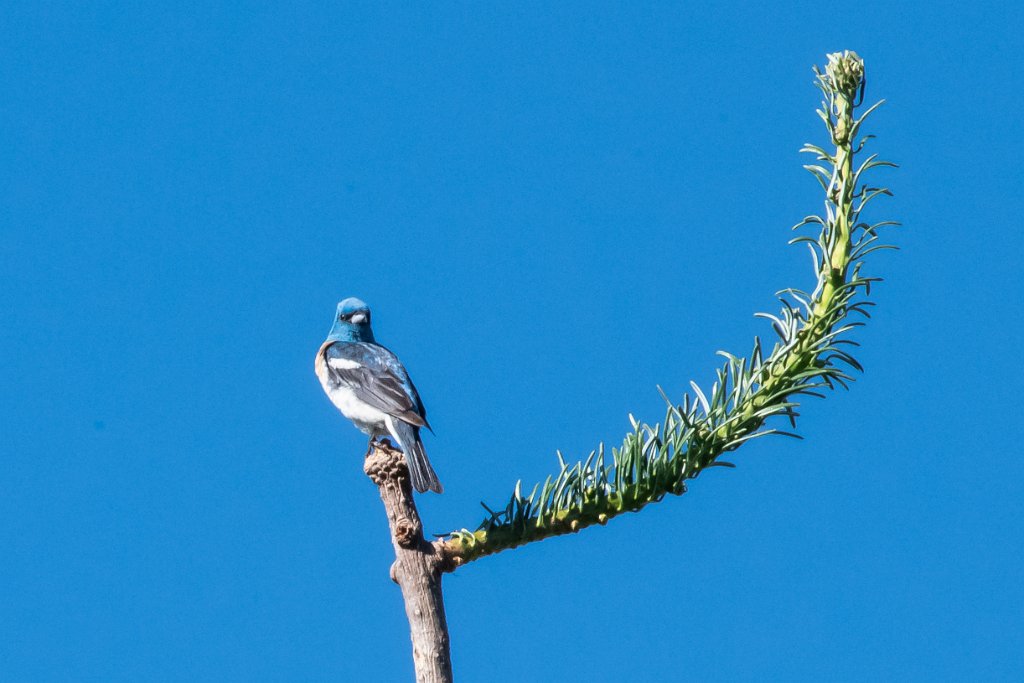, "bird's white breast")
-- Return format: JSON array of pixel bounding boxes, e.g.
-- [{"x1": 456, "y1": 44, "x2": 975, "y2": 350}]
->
[
  {"x1": 321, "y1": 381, "x2": 388, "y2": 435},
  {"x1": 316, "y1": 348, "x2": 388, "y2": 435}
]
